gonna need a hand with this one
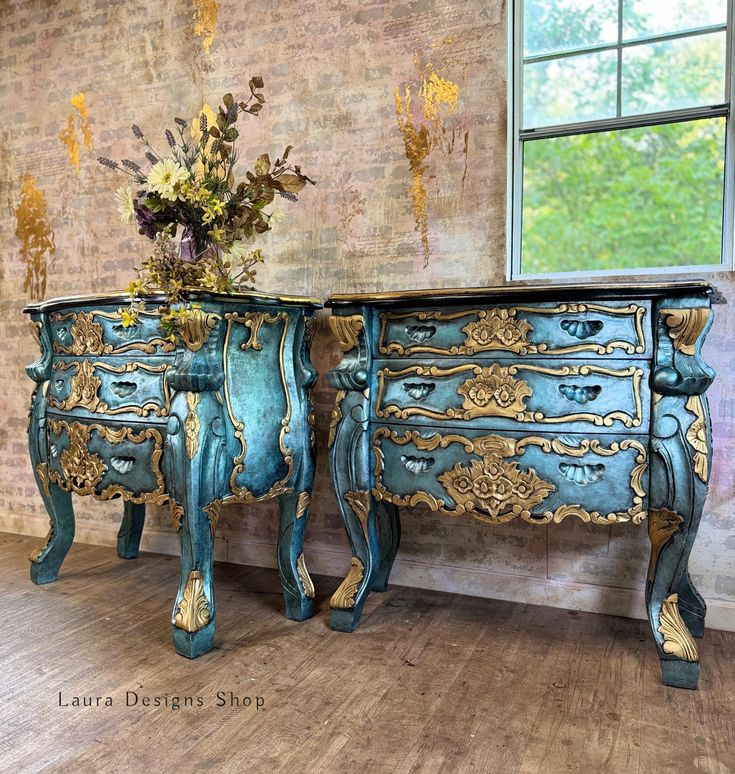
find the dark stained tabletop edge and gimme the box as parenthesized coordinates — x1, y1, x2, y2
(326, 280, 722, 308)
(23, 287, 322, 314)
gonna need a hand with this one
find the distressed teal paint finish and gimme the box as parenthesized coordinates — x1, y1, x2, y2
(24, 290, 320, 658)
(326, 282, 718, 689)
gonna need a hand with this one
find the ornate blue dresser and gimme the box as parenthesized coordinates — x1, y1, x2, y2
(325, 281, 718, 689)
(24, 289, 320, 658)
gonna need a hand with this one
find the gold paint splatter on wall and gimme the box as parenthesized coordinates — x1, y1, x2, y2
(13, 173, 56, 300)
(421, 69, 459, 125)
(59, 92, 93, 172)
(395, 84, 432, 267)
(193, 0, 220, 57)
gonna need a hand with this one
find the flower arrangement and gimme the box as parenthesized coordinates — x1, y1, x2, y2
(97, 76, 314, 336)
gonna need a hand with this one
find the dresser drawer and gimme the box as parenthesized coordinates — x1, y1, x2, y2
(374, 359, 649, 432)
(371, 425, 648, 525)
(47, 359, 171, 420)
(50, 308, 175, 357)
(46, 416, 168, 504)
(376, 301, 650, 359)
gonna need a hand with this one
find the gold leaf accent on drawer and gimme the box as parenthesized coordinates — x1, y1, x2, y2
(457, 363, 532, 419)
(461, 308, 533, 354)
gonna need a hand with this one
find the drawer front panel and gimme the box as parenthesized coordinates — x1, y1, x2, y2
(377, 302, 650, 358)
(46, 417, 167, 504)
(47, 359, 170, 420)
(374, 359, 649, 431)
(50, 309, 175, 357)
(372, 426, 648, 525)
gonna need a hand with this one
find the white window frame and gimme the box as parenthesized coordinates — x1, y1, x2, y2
(507, 0, 735, 281)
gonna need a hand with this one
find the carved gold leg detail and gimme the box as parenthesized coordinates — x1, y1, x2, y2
(330, 557, 364, 609)
(297, 553, 315, 599)
(174, 570, 211, 633)
(658, 594, 698, 662)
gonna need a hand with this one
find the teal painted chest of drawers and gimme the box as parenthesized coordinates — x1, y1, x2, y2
(24, 289, 320, 658)
(325, 281, 718, 689)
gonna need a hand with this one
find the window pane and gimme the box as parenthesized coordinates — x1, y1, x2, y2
(523, 50, 617, 128)
(622, 31, 727, 114)
(623, 0, 727, 40)
(520, 119, 725, 274)
(524, 0, 618, 57)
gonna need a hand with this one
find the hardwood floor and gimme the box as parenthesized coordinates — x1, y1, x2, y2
(0, 531, 733, 774)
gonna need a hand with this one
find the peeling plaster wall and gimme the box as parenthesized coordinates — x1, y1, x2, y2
(1, 0, 734, 628)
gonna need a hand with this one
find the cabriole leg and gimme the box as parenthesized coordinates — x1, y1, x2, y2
(277, 491, 315, 621)
(117, 502, 146, 559)
(29, 470, 75, 585)
(371, 502, 400, 592)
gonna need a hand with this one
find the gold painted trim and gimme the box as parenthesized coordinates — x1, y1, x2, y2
(203, 499, 222, 538)
(344, 490, 370, 539)
(297, 553, 315, 599)
(376, 363, 644, 428)
(659, 308, 711, 355)
(647, 508, 683, 581)
(295, 491, 311, 519)
(233, 311, 283, 351)
(29, 522, 54, 562)
(50, 310, 175, 355)
(34, 461, 51, 497)
(29, 321, 43, 350)
(378, 303, 647, 357)
(329, 557, 364, 609)
(175, 570, 211, 632)
(329, 314, 364, 352)
(169, 500, 184, 532)
(48, 360, 171, 417)
(658, 593, 698, 661)
(179, 309, 220, 352)
(223, 311, 293, 503)
(685, 395, 709, 482)
(46, 418, 168, 505)
(372, 428, 647, 525)
(328, 389, 346, 449)
(185, 392, 201, 459)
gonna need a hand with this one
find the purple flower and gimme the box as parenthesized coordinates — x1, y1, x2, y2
(134, 200, 161, 240)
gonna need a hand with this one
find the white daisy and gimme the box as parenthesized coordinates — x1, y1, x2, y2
(146, 158, 190, 201)
(114, 186, 135, 224)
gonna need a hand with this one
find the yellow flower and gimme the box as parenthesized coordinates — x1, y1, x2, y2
(207, 225, 225, 242)
(114, 186, 135, 224)
(119, 308, 139, 328)
(127, 279, 144, 298)
(202, 199, 224, 223)
(146, 158, 190, 201)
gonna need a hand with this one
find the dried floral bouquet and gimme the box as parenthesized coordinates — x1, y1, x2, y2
(98, 76, 314, 336)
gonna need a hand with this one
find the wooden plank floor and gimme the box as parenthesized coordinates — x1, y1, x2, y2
(0, 532, 733, 774)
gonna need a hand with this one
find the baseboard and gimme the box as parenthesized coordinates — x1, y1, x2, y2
(6, 513, 735, 632)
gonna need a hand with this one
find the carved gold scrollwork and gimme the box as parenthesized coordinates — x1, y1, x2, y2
(328, 389, 346, 449)
(372, 428, 648, 525)
(55, 359, 107, 413)
(295, 491, 311, 519)
(29, 321, 43, 350)
(169, 500, 184, 532)
(685, 395, 709, 483)
(235, 311, 282, 351)
(461, 308, 533, 354)
(658, 594, 698, 661)
(647, 508, 683, 581)
(329, 314, 364, 352)
(344, 490, 370, 538)
(185, 392, 201, 459)
(34, 461, 51, 497)
(179, 309, 220, 352)
(329, 557, 364, 609)
(457, 363, 532, 420)
(174, 570, 211, 632)
(46, 419, 168, 504)
(55, 311, 112, 355)
(297, 553, 315, 599)
(203, 499, 222, 538)
(29, 523, 54, 562)
(659, 308, 711, 355)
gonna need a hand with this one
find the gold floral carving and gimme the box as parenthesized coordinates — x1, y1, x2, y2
(329, 557, 364, 609)
(462, 308, 533, 354)
(685, 395, 709, 482)
(378, 303, 646, 356)
(203, 499, 222, 538)
(658, 593, 698, 661)
(57, 359, 107, 413)
(169, 500, 184, 532)
(179, 309, 219, 352)
(328, 389, 346, 449)
(647, 508, 683, 580)
(438, 458, 555, 525)
(297, 553, 315, 599)
(295, 491, 311, 519)
(328, 314, 364, 352)
(185, 392, 201, 459)
(235, 311, 282, 351)
(174, 570, 211, 632)
(457, 363, 532, 420)
(46, 419, 168, 505)
(659, 308, 711, 355)
(372, 428, 648, 525)
(345, 490, 370, 538)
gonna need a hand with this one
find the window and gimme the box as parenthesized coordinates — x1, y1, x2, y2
(508, 0, 734, 278)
